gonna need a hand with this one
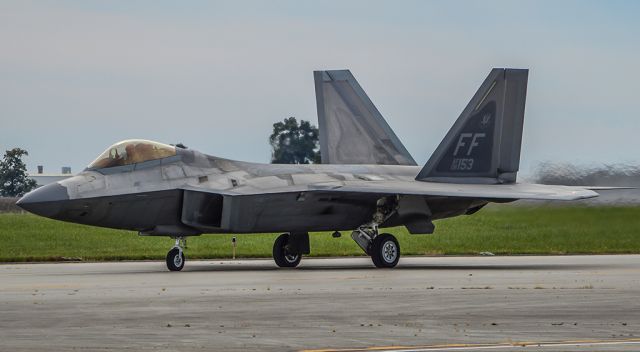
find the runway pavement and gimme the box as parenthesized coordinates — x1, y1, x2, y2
(0, 255, 638, 351)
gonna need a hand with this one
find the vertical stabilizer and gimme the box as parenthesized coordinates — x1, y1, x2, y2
(314, 70, 417, 165)
(416, 68, 528, 184)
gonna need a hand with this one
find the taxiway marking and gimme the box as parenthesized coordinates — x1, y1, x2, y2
(301, 338, 640, 352)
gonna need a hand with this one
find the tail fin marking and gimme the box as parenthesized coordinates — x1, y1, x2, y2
(416, 68, 528, 184)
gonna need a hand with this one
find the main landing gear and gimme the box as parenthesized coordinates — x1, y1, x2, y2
(351, 197, 401, 268)
(271, 197, 402, 269)
(272, 232, 309, 268)
(166, 237, 186, 271)
(352, 227, 401, 268)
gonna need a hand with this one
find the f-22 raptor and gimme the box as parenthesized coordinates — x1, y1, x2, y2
(18, 68, 604, 271)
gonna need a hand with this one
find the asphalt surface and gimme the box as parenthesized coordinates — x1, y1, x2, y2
(1, 255, 639, 352)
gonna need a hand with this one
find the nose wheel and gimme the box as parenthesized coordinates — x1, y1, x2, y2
(166, 237, 186, 271)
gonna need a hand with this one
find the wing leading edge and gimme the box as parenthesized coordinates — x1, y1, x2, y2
(308, 180, 599, 201)
(183, 180, 599, 201)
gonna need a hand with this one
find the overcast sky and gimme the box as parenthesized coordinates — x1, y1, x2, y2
(1, 0, 639, 176)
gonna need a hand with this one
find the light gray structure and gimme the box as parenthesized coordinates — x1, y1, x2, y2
(29, 166, 73, 187)
(17, 68, 608, 271)
(29, 174, 72, 187)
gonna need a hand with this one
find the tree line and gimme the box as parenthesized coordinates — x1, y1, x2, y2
(0, 148, 37, 197)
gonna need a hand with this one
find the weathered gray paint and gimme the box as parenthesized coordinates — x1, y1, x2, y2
(17, 68, 601, 237)
(314, 70, 417, 166)
(16, 146, 598, 236)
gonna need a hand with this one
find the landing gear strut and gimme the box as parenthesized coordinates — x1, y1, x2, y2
(351, 197, 401, 268)
(166, 237, 186, 271)
(352, 226, 401, 268)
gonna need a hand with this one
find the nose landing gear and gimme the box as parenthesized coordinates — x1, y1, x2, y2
(166, 237, 186, 271)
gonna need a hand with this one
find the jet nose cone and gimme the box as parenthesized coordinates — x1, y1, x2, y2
(16, 183, 69, 218)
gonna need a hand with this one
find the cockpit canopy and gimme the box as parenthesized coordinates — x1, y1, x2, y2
(88, 140, 177, 169)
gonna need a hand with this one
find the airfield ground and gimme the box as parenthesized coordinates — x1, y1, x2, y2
(1, 205, 640, 262)
(1, 256, 639, 351)
(1, 205, 639, 351)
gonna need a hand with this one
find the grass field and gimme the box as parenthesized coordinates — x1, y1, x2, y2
(1, 205, 639, 262)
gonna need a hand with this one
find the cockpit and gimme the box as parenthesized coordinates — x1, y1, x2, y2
(88, 140, 177, 169)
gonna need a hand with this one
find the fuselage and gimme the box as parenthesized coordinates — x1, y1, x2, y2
(17, 142, 486, 236)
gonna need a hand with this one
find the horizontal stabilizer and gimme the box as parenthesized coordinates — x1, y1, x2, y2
(314, 70, 416, 166)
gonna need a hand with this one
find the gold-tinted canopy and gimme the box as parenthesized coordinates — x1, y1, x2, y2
(88, 140, 176, 169)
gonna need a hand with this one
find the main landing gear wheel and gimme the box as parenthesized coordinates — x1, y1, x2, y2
(370, 233, 400, 268)
(166, 237, 186, 271)
(273, 233, 301, 268)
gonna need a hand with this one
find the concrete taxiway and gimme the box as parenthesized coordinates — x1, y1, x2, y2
(0, 255, 638, 351)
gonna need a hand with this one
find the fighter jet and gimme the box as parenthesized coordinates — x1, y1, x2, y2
(18, 68, 605, 271)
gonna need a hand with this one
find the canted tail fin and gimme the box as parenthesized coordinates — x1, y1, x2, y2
(416, 68, 528, 184)
(314, 70, 416, 166)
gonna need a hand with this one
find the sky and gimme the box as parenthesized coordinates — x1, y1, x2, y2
(1, 0, 639, 177)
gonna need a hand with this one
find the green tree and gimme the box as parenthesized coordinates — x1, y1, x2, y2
(270, 117, 321, 164)
(0, 148, 38, 197)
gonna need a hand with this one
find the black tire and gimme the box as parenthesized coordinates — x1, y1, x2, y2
(166, 247, 185, 271)
(273, 233, 301, 268)
(370, 233, 400, 268)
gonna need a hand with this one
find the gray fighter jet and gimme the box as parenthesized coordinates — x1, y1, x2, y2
(18, 68, 604, 271)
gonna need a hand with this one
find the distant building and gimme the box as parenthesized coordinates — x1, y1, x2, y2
(28, 165, 73, 187)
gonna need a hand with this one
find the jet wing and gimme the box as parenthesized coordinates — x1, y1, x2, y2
(183, 180, 599, 201)
(306, 180, 599, 201)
